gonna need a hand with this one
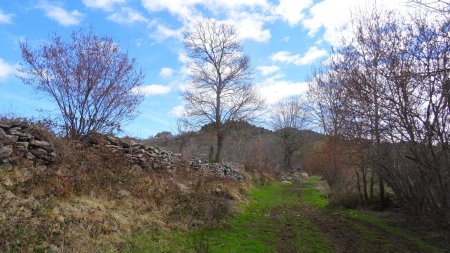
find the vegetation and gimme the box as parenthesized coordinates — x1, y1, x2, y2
(1, 2, 449, 252)
(182, 19, 264, 162)
(125, 177, 448, 252)
(19, 27, 144, 139)
(307, 6, 449, 225)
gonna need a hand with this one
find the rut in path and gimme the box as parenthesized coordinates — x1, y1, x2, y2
(269, 183, 425, 253)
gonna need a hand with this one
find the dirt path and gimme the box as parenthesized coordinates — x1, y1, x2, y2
(269, 182, 439, 253)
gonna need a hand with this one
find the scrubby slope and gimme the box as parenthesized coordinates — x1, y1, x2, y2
(0, 119, 250, 252)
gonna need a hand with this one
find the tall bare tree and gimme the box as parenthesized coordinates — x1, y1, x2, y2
(182, 19, 263, 162)
(271, 97, 308, 170)
(19, 27, 144, 138)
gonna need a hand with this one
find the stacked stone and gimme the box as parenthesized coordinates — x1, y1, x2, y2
(278, 171, 308, 182)
(0, 123, 56, 170)
(83, 133, 183, 171)
(189, 159, 245, 181)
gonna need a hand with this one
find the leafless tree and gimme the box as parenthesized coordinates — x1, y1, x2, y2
(309, 7, 450, 224)
(182, 19, 264, 162)
(19, 27, 144, 139)
(271, 97, 309, 170)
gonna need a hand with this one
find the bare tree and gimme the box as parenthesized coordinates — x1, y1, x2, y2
(309, 7, 450, 224)
(19, 27, 144, 139)
(182, 19, 264, 162)
(271, 97, 309, 170)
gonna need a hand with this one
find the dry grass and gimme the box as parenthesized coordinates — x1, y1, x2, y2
(0, 134, 250, 252)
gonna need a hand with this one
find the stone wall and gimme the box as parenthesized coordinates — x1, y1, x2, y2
(0, 123, 245, 181)
(83, 133, 246, 181)
(0, 122, 56, 170)
(83, 132, 183, 171)
(189, 159, 245, 181)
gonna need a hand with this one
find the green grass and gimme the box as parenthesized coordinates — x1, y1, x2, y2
(125, 177, 446, 253)
(300, 177, 446, 253)
(125, 182, 333, 253)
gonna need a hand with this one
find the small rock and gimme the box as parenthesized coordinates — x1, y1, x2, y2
(30, 140, 51, 150)
(0, 161, 12, 171)
(4, 135, 19, 144)
(0, 145, 13, 159)
(15, 141, 29, 150)
(118, 189, 131, 198)
(30, 148, 48, 157)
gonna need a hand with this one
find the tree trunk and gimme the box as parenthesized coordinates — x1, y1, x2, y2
(355, 168, 364, 205)
(370, 170, 374, 201)
(379, 173, 385, 206)
(215, 131, 224, 162)
(362, 167, 369, 203)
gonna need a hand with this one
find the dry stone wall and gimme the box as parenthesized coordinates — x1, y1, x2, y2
(189, 159, 245, 181)
(0, 122, 56, 170)
(83, 133, 183, 171)
(0, 124, 245, 181)
(84, 133, 246, 181)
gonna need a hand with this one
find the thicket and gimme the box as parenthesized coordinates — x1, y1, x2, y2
(307, 7, 449, 227)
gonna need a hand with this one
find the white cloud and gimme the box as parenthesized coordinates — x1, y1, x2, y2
(0, 9, 13, 24)
(271, 46, 327, 65)
(142, 0, 274, 43)
(133, 84, 172, 95)
(257, 65, 279, 76)
(257, 77, 308, 105)
(159, 67, 174, 79)
(275, 0, 312, 26)
(152, 23, 184, 41)
(170, 104, 186, 117)
(37, 3, 83, 26)
(0, 59, 18, 81)
(281, 36, 290, 43)
(226, 11, 272, 42)
(204, 0, 270, 13)
(108, 7, 148, 24)
(82, 0, 125, 11)
(141, 0, 201, 21)
(302, 0, 415, 45)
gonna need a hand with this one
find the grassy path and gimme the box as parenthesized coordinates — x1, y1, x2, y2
(125, 178, 448, 253)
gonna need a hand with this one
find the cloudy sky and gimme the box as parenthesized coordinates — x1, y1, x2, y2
(0, 0, 422, 137)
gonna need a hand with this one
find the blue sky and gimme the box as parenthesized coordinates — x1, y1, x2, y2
(0, 0, 419, 138)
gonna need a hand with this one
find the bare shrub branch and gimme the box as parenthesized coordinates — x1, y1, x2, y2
(19, 27, 144, 139)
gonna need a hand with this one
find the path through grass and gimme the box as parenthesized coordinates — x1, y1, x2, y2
(125, 178, 448, 252)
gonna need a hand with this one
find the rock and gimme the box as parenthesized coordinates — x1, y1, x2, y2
(118, 189, 131, 198)
(17, 133, 34, 141)
(188, 159, 245, 181)
(4, 135, 19, 144)
(0, 127, 6, 138)
(26, 152, 35, 160)
(0, 161, 12, 170)
(15, 141, 29, 150)
(0, 145, 13, 159)
(30, 148, 48, 157)
(0, 123, 10, 129)
(30, 140, 51, 150)
(7, 127, 22, 134)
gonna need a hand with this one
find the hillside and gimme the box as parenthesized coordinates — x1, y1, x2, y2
(0, 119, 255, 252)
